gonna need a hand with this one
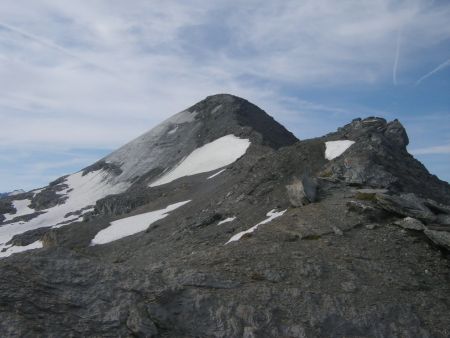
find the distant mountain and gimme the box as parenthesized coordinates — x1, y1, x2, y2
(0, 189, 25, 198)
(0, 94, 449, 337)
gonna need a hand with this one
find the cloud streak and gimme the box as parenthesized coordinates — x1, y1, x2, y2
(393, 30, 401, 85)
(0, 21, 114, 75)
(416, 58, 450, 85)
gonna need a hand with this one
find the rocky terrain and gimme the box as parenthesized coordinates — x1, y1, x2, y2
(0, 94, 449, 337)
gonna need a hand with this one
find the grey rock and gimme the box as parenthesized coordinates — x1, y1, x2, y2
(0, 199, 15, 217)
(384, 119, 409, 148)
(436, 214, 450, 225)
(375, 193, 436, 222)
(332, 225, 344, 236)
(356, 188, 389, 195)
(321, 118, 450, 204)
(394, 217, 425, 231)
(424, 229, 450, 250)
(7, 227, 51, 246)
(82, 159, 123, 177)
(126, 306, 158, 337)
(424, 199, 450, 215)
(365, 223, 379, 230)
(286, 176, 317, 207)
(346, 200, 387, 220)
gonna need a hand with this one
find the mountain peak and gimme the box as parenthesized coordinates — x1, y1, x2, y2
(187, 93, 298, 148)
(96, 94, 298, 184)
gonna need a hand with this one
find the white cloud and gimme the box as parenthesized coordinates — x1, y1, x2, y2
(411, 145, 450, 155)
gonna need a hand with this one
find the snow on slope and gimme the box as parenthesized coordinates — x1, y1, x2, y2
(226, 209, 286, 244)
(150, 135, 250, 187)
(0, 240, 43, 258)
(218, 217, 236, 225)
(325, 140, 355, 160)
(207, 169, 226, 180)
(0, 169, 129, 257)
(3, 199, 35, 222)
(91, 200, 191, 245)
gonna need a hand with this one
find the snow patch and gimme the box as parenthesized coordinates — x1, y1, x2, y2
(0, 170, 129, 256)
(32, 188, 44, 195)
(325, 140, 355, 160)
(211, 104, 222, 114)
(91, 200, 191, 245)
(150, 135, 250, 187)
(207, 169, 226, 180)
(168, 126, 178, 134)
(3, 199, 35, 222)
(0, 240, 43, 258)
(225, 209, 287, 244)
(218, 217, 236, 225)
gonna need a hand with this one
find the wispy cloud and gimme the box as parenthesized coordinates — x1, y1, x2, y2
(0, 21, 115, 75)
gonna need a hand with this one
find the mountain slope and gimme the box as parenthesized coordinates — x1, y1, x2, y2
(0, 94, 449, 337)
(0, 94, 297, 256)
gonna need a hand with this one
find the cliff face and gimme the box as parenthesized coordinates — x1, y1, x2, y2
(0, 95, 449, 337)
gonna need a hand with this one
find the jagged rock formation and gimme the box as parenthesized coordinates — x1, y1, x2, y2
(0, 94, 449, 337)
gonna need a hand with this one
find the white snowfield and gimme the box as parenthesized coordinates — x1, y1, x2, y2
(218, 216, 236, 225)
(325, 140, 355, 160)
(0, 169, 129, 257)
(91, 200, 191, 245)
(150, 135, 250, 187)
(226, 209, 287, 244)
(3, 199, 35, 222)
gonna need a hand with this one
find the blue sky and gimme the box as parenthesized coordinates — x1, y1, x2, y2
(0, 0, 449, 191)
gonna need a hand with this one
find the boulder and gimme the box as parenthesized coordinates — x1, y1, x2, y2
(424, 229, 450, 251)
(375, 193, 436, 222)
(436, 214, 450, 226)
(384, 119, 409, 148)
(286, 176, 317, 207)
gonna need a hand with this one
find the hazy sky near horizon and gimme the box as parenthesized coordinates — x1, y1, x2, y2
(0, 0, 449, 191)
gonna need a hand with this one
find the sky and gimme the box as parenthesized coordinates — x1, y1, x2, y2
(0, 0, 449, 191)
